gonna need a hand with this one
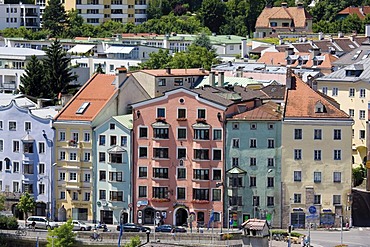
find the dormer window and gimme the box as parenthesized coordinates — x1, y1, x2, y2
(345, 69, 363, 77)
(76, 102, 90, 114)
(315, 101, 326, 113)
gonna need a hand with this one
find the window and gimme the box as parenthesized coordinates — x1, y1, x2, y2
(177, 108, 186, 118)
(13, 182, 19, 193)
(360, 88, 366, 98)
(99, 135, 106, 145)
(23, 164, 34, 174)
(250, 123, 257, 130)
(232, 123, 239, 130)
(38, 142, 45, 154)
(138, 167, 147, 178)
(250, 176, 256, 187)
(334, 129, 341, 140)
(69, 152, 77, 161)
(72, 192, 78, 201)
(212, 189, 221, 201)
(39, 163, 45, 174)
(139, 127, 148, 138)
(194, 129, 209, 140)
(0, 140, 3, 152)
(267, 196, 274, 206)
(333, 172, 341, 183)
(213, 129, 222, 140)
(139, 147, 148, 158)
(232, 157, 239, 167)
(0, 121, 2, 130)
(156, 108, 165, 118)
(59, 131, 66, 141)
(110, 171, 125, 181)
(39, 184, 45, 194)
(13, 162, 19, 173)
(99, 190, 106, 200)
(314, 172, 321, 183)
(60, 191, 66, 200)
(9, 121, 16, 131)
(333, 195, 341, 205)
(213, 149, 222, 160)
(332, 87, 338, 96)
(229, 176, 243, 187)
(99, 171, 106, 181)
(153, 187, 168, 199)
(349, 109, 354, 117)
(314, 150, 322, 161)
(294, 194, 301, 203)
(177, 128, 187, 139)
(153, 148, 169, 159)
(294, 149, 302, 160)
(138, 186, 147, 197)
(322, 87, 327, 95)
(84, 173, 91, 182)
(197, 109, 206, 119)
(99, 152, 105, 162)
(250, 157, 257, 166)
(334, 150, 341, 160)
(360, 130, 366, 139)
(213, 169, 221, 180)
(177, 187, 186, 200)
(267, 158, 274, 167)
(267, 177, 274, 187)
(59, 172, 65, 181)
(193, 188, 209, 200)
(110, 135, 117, 146)
(23, 142, 33, 153)
(84, 192, 90, 201)
(314, 195, 321, 204)
(267, 139, 274, 148)
(84, 152, 91, 161)
(294, 171, 302, 182)
(13, 140, 19, 152)
(177, 168, 186, 179)
(158, 78, 166, 86)
(314, 129, 322, 140)
(25, 122, 31, 131)
(152, 127, 169, 139)
(360, 110, 366, 119)
(72, 132, 79, 142)
(110, 123, 115, 130)
(194, 149, 209, 160)
(121, 136, 127, 146)
(177, 148, 186, 159)
(232, 139, 239, 148)
(250, 139, 257, 148)
(294, 129, 302, 139)
(110, 191, 123, 201)
(193, 169, 209, 180)
(5, 159, 10, 170)
(153, 168, 169, 179)
(84, 132, 90, 142)
(253, 196, 260, 206)
(69, 172, 77, 181)
(349, 88, 355, 97)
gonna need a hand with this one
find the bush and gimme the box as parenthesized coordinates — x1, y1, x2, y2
(0, 216, 18, 230)
(222, 233, 233, 240)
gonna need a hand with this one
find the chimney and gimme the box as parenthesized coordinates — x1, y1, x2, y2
(297, 2, 303, 8)
(115, 66, 127, 88)
(209, 71, 216, 87)
(318, 32, 323, 40)
(241, 38, 247, 58)
(285, 47, 294, 57)
(218, 71, 224, 87)
(228, 61, 233, 67)
(281, 2, 288, 8)
(338, 31, 343, 38)
(286, 67, 294, 89)
(166, 67, 171, 74)
(37, 99, 42, 109)
(311, 47, 320, 58)
(350, 34, 355, 42)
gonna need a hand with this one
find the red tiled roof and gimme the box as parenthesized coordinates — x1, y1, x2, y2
(284, 74, 350, 119)
(256, 6, 312, 28)
(338, 6, 370, 20)
(54, 74, 117, 121)
(241, 219, 267, 230)
(230, 101, 283, 121)
(258, 51, 287, 65)
(142, 68, 209, 77)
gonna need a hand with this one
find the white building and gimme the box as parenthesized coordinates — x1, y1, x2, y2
(0, 3, 40, 29)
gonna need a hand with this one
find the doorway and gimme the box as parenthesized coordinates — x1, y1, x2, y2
(121, 212, 128, 224)
(143, 207, 155, 224)
(100, 210, 113, 224)
(175, 208, 188, 226)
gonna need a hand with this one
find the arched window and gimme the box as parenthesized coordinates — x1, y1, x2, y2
(4, 158, 10, 171)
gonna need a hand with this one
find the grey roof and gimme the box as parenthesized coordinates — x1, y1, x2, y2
(21, 134, 34, 142)
(333, 43, 370, 66)
(30, 107, 59, 119)
(197, 76, 272, 88)
(226, 166, 247, 174)
(0, 94, 36, 108)
(317, 58, 370, 82)
(108, 145, 126, 153)
(212, 62, 287, 74)
(0, 47, 45, 56)
(260, 85, 286, 100)
(113, 114, 133, 129)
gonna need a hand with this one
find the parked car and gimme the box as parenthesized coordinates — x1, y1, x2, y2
(72, 220, 91, 231)
(155, 224, 187, 233)
(116, 223, 151, 232)
(26, 216, 59, 230)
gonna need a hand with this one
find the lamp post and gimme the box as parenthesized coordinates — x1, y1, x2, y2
(39, 175, 51, 219)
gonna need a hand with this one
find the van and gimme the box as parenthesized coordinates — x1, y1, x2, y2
(26, 216, 59, 230)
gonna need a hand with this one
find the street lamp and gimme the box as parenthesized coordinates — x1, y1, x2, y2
(39, 175, 51, 219)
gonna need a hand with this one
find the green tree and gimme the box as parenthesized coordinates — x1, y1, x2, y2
(194, 33, 212, 50)
(19, 55, 47, 98)
(139, 49, 172, 69)
(47, 219, 76, 247)
(353, 165, 366, 187)
(17, 193, 35, 223)
(43, 0, 67, 37)
(124, 236, 141, 247)
(43, 40, 77, 99)
(0, 195, 5, 211)
(63, 9, 84, 38)
(198, 0, 226, 33)
(96, 63, 105, 74)
(341, 14, 363, 33)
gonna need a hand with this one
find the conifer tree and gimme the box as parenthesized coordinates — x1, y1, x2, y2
(19, 55, 48, 98)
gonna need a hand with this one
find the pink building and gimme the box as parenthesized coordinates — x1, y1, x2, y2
(131, 88, 226, 227)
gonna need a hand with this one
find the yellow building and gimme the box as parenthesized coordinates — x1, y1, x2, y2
(53, 73, 119, 221)
(282, 73, 353, 228)
(316, 61, 369, 166)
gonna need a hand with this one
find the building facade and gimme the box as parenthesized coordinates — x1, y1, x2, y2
(0, 3, 40, 29)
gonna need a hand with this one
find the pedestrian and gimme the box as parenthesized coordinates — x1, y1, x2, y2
(171, 227, 176, 240)
(301, 235, 305, 247)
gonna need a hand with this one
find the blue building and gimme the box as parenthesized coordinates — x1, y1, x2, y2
(225, 101, 283, 228)
(0, 95, 57, 219)
(93, 114, 132, 224)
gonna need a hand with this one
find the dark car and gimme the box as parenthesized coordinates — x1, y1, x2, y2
(155, 224, 187, 233)
(116, 223, 151, 232)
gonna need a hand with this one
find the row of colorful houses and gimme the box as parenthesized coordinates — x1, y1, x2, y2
(0, 67, 353, 229)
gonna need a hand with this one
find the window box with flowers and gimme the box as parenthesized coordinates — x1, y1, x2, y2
(176, 118, 187, 121)
(69, 140, 77, 146)
(196, 118, 206, 123)
(191, 199, 209, 204)
(151, 198, 170, 202)
(156, 117, 166, 122)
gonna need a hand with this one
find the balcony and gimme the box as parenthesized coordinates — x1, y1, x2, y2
(68, 140, 78, 147)
(0, 81, 16, 90)
(191, 200, 209, 204)
(151, 198, 170, 203)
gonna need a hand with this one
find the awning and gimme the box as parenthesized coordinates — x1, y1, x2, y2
(21, 134, 34, 142)
(105, 46, 135, 54)
(67, 44, 95, 54)
(192, 122, 210, 129)
(152, 121, 170, 128)
(108, 145, 126, 153)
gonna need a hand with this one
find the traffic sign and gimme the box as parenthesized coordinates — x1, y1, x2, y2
(309, 206, 317, 214)
(306, 214, 318, 219)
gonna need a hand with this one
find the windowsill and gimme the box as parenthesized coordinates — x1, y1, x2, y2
(153, 177, 169, 180)
(152, 158, 169, 160)
(192, 159, 210, 162)
(192, 179, 210, 182)
(193, 139, 210, 141)
(139, 157, 148, 159)
(152, 138, 170, 140)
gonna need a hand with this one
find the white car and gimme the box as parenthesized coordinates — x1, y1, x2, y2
(72, 220, 91, 231)
(26, 216, 59, 230)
